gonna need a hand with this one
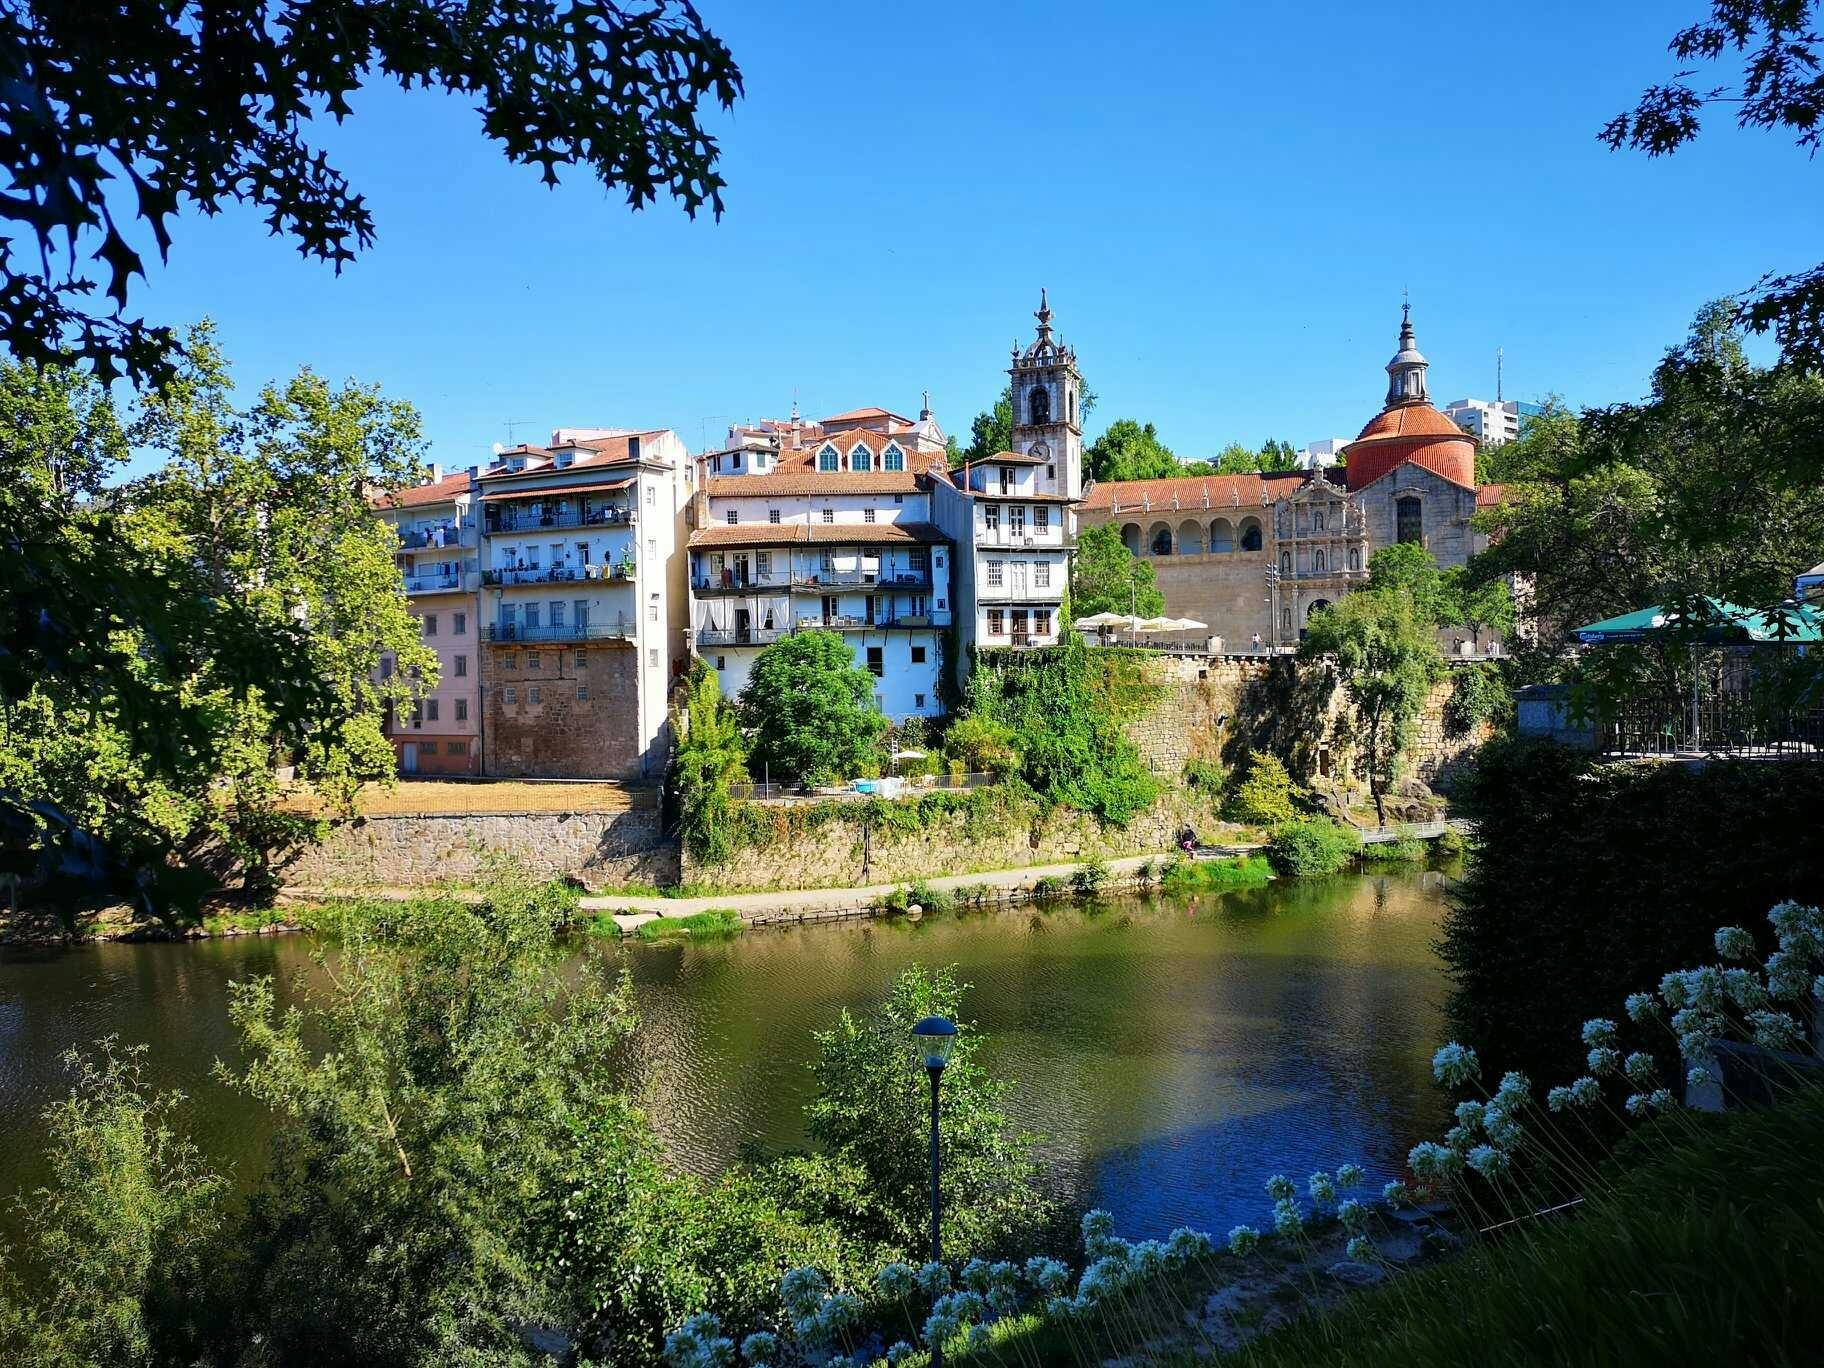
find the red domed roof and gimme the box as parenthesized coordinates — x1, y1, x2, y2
(1352, 402, 1472, 443)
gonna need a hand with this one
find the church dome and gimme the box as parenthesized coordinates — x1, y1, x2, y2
(1342, 306, 1477, 490)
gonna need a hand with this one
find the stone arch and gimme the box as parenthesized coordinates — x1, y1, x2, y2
(1028, 383, 1051, 426)
(1120, 522, 1142, 555)
(1307, 598, 1331, 619)
(1208, 517, 1235, 553)
(1239, 517, 1263, 551)
(1177, 519, 1204, 555)
(1148, 521, 1174, 556)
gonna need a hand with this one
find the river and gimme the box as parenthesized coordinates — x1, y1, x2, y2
(0, 867, 1453, 1240)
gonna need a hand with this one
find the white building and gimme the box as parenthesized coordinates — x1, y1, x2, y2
(931, 291, 1082, 664)
(1442, 397, 1542, 448)
(688, 414, 953, 720)
(1295, 437, 1351, 469)
(475, 429, 691, 778)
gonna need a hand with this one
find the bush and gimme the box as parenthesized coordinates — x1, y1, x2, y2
(942, 714, 1020, 776)
(633, 907, 743, 942)
(1225, 752, 1303, 826)
(1030, 875, 1066, 900)
(1360, 836, 1426, 863)
(1444, 661, 1513, 738)
(1181, 756, 1226, 796)
(1432, 826, 1467, 859)
(1071, 855, 1112, 895)
(1444, 739, 1824, 1085)
(1158, 854, 1273, 894)
(1265, 820, 1360, 877)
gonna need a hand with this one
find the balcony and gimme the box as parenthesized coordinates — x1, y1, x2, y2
(483, 563, 635, 587)
(696, 615, 949, 648)
(483, 505, 634, 534)
(404, 572, 463, 594)
(697, 627, 790, 648)
(974, 527, 1071, 550)
(693, 568, 934, 595)
(485, 621, 637, 643)
(693, 574, 794, 596)
(396, 523, 460, 550)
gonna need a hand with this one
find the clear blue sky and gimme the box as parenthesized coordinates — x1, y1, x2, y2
(125, 0, 1819, 475)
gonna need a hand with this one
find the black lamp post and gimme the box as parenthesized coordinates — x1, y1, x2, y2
(912, 1014, 957, 1366)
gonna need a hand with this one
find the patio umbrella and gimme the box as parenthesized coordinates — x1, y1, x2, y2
(1073, 611, 1133, 630)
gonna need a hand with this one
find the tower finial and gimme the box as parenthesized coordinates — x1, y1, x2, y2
(1385, 301, 1429, 407)
(1035, 287, 1053, 344)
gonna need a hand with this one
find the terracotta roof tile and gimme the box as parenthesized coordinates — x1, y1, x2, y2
(369, 471, 471, 510)
(1353, 402, 1475, 443)
(708, 470, 923, 497)
(823, 406, 911, 424)
(1080, 471, 1305, 513)
(1476, 483, 1508, 507)
(1348, 447, 1479, 492)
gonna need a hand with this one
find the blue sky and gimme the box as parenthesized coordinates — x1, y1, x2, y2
(124, 0, 1820, 475)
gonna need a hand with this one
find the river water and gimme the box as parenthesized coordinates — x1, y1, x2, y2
(0, 868, 1453, 1240)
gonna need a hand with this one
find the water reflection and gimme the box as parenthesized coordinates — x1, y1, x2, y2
(0, 868, 1452, 1241)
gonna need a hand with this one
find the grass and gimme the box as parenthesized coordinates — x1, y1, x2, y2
(1359, 837, 1428, 864)
(1158, 854, 1274, 895)
(631, 907, 744, 942)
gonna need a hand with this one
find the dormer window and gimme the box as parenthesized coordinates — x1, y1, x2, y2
(850, 444, 872, 472)
(818, 444, 839, 472)
(882, 443, 904, 472)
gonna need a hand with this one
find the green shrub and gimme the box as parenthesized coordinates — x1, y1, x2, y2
(1181, 756, 1226, 796)
(1360, 836, 1426, 863)
(1030, 876, 1066, 900)
(1445, 739, 1824, 1085)
(942, 714, 1021, 776)
(905, 878, 956, 916)
(1265, 820, 1360, 877)
(1432, 826, 1467, 858)
(1070, 855, 1112, 895)
(1158, 854, 1273, 894)
(1224, 752, 1303, 826)
(1444, 660, 1514, 738)
(633, 907, 743, 942)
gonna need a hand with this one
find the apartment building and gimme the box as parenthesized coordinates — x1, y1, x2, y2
(475, 429, 691, 778)
(688, 415, 952, 719)
(931, 291, 1082, 664)
(370, 469, 483, 774)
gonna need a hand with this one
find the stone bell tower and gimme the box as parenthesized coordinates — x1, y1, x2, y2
(1008, 288, 1083, 499)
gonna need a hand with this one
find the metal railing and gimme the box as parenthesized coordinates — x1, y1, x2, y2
(396, 523, 460, 549)
(697, 627, 789, 647)
(696, 616, 950, 647)
(692, 569, 935, 594)
(485, 621, 636, 643)
(1599, 698, 1824, 759)
(482, 563, 635, 586)
(728, 772, 998, 801)
(404, 573, 463, 593)
(483, 505, 635, 534)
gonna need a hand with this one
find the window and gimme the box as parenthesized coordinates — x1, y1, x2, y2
(574, 600, 587, 628)
(410, 702, 422, 728)
(648, 647, 659, 667)
(1047, 464, 1056, 481)
(1241, 520, 1263, 551)
(505, 652, 519, 670)
(504, 686, 518, 704)
(866, 646, 883, 677)
(756, 551, 771, 574)
(850, 444, 871, 472)
(576, 683, 589, 701)
(455, 699, 468, 721)
(549, 600, 566, 627)
(1010, 505, 1026, 536)
(821, 551, 834, 573)
(453, 611, 467, 634)
(454, 654, 468, 677)
(1028, 383, 1050, 425)
(647, 537, 656, 558)
(822, 508, 834, 524)
(529, 686, 541, 704)
(426, 699, 439, 722)
(1396, 495, 1423, 544)
(448, 739, 468, 756)
(818, 444, 839, 471)
(1033, 610, 1050, 636)
(986, 560, 1004, 588)
(421, 741, 438, 755)
(863, 508, 876, 523)
(883, 444, 904, 471)
(528, 651, 541, 670)
(987, 609, 1005, 636)
(911, 645, 926, 664)
(524, 603, 540, 630)
(894, 493, 903, 504)
(575, 649, 587, 667)
(1034, 507, 1049, 532)
(423, 613, 438, 636)
(769, 508, 781, 524)
(915, 692, 926, 708)
(726, 509, 738, 524)
(576, 541, 589, 564)
(984, 504, 1000, 532)
(646, 485, 655, 506)
(648, 601, 658, 623)
(1035, 561, 1051, 589)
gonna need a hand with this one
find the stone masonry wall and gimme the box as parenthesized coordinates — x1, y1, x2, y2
(482, 640, 642, 779)
(281, 800, 675, 889)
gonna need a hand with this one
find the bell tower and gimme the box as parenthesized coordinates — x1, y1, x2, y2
(1008, 288, 1083, 499)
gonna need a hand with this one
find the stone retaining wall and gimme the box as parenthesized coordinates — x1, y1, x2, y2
(281, 800, 675, 890)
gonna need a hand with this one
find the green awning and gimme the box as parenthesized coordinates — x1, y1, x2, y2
(1575, 597, 1824, 645)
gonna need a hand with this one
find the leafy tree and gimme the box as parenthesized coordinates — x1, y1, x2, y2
(1258, 437, 1301, 470)
(1070, 523, 1165, 618)
(738, 631, 887, 784)
(0, 0, 743, 384)
(1224, 752, 1303, 826)
(0, 1043, 226, 1368)
(1604, 2, 1824, 366)
(1084, 418, 1179, 482)
(671, 661, 750, 864)
(1212, 442, 1262, 474)
(940, 714, 1021, 776)
(1367, 543, 1451, 625)
(791, 965, 1047, 1260)
(1302, 589, 1445, 825)
(1441, 566, 1516, 650)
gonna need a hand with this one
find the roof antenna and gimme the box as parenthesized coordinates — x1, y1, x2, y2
(1497, 346, 1505, 403)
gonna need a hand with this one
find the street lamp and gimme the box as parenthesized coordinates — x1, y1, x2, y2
(911, 1014, 957, 1363)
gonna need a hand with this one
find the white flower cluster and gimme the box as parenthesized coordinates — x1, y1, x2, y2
(1432, 1042, 1480, 1088)
(663, 1313, 735, 1368)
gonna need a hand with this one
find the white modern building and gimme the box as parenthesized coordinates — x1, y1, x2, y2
(1295, 437, 1351, 469)
(688, 414, 953, 720)
(474, 429, 692, 778)
(931, 291, 1082, 664)
(1442, 397, 1543, 448)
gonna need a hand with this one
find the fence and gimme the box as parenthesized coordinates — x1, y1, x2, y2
(727, 772, 998, 802)
(1599, 697, 1824, 759)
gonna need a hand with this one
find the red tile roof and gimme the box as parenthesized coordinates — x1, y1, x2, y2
(369, 471, 470, 510)
(689, 521, 947, 549)
(823, 406, 911, 424)
(1353, 402, 1474, 443)
(1348, 446, 1479, 492)
(1080, 471, 1305, 513)
(1476, 483, 1508, 507)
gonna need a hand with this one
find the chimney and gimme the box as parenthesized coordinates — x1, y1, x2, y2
(467, 465, 479, 480)
(628, 435, 641, 461)
(429, 462, 443, 482)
